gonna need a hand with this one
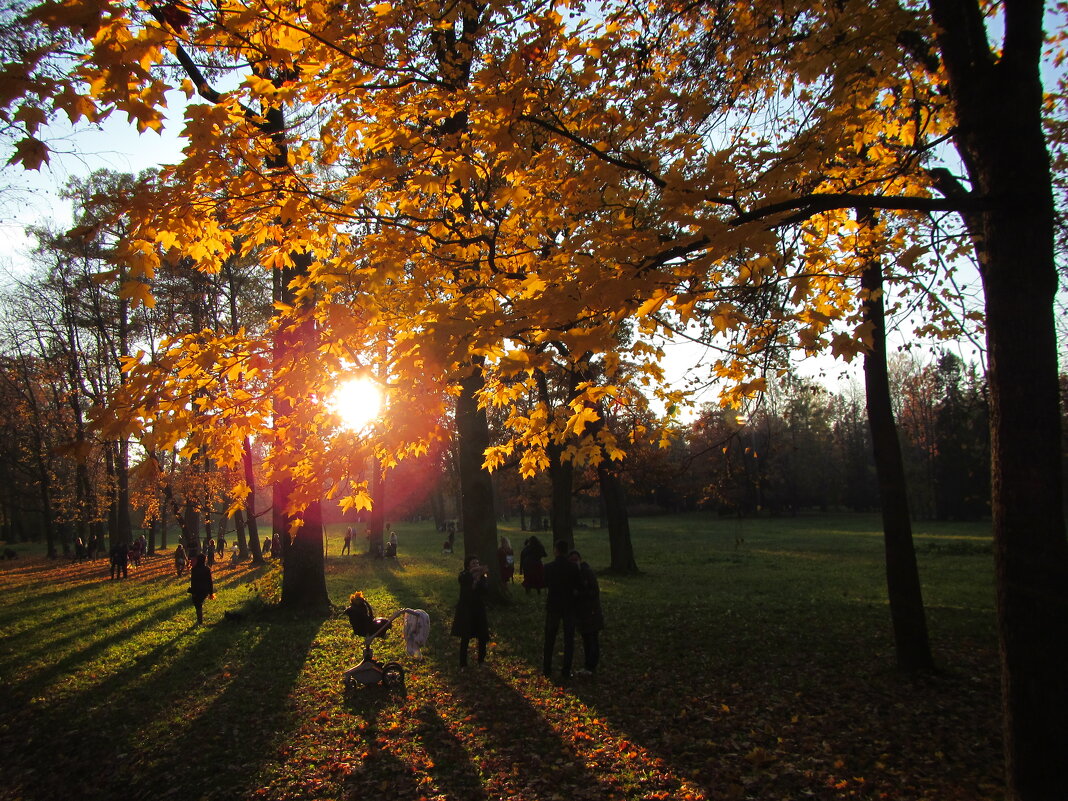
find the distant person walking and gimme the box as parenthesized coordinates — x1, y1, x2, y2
(174, 543, 188, 576)
(542, 539, 580, 679)
(570, 549, 604, 675)
(188, 553, 215, 625)
(342, 526, 352, 556)
(451, 555, 490, 667)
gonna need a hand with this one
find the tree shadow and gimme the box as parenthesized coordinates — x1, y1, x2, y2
(2, 594, 195, 706)
(366, 569, 615, 799)
(0, 563, 269, 672)
(556, 589, 1001, 801)
(1, 604, 326, 801)
(339, 683, 435, 799)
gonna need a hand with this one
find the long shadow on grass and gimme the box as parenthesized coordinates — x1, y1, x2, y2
(558, 584, 1001, 801)
(365, 570, 614, 799)
(340, 686, 447, 800)
(334, 592, 490, 801)
(0, 564, 268, 672)
(443, 666, 615, 798)
(0, 604, 325, 801)
(1, 594, 195, 708)
(0, 565, 120, 628)
(118, 608, 328, 801)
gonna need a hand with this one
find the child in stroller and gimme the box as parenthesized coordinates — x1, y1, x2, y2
(343, 592, 429, 690)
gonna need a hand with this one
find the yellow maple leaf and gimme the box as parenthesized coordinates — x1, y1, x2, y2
(565, 406, 600, 437)
(119, 280, 157, 309)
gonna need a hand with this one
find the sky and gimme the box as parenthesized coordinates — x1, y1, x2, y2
(0, 93, 189, 281)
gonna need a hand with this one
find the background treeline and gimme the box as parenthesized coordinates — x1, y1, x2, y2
(652, 358, 992, 519)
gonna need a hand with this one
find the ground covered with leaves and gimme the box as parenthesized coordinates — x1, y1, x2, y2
(0, 514, 1001, 800)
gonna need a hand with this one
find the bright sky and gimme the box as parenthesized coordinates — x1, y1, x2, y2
(0, 91, 189, 281)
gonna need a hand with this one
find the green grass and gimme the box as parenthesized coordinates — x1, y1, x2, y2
(0, 513, 1001, 800)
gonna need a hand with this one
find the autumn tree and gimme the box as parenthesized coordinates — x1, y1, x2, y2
(519, 0, 1066, 793)
(5, 0, 1066, 792)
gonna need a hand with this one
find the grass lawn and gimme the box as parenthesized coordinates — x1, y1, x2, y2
(0, 513, 1001, 800)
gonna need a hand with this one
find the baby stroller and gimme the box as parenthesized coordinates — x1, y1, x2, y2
(343, 593, 426, 691)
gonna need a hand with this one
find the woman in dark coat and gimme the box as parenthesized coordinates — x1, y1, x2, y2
(570, 550, 604, 675)
(520, 536, 547, 594)
(451, 555, 489, 667)
(189, 553, 215, 625)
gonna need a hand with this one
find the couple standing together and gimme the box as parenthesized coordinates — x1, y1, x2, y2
(451, 539, 603, 677)
(543, 540, 602, 679)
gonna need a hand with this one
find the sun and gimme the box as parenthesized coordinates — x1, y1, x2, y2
(329, 377, 383, 431)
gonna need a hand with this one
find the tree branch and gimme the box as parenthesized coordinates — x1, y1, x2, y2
(520, 113, 668, 189)
(729, 192, 987, 227)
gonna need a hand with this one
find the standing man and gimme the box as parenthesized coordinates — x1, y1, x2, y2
(189, 553, 215, 626)
(342, 526, 352, 556)
(543, 539, 581, 680)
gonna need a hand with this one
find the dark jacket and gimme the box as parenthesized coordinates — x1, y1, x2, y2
(543, 555, 581, 614)
(451, 569, 489, 640)
(575, 561, 604, 633)
(189, 562, 214, 602)
(520, 538, 547, 589)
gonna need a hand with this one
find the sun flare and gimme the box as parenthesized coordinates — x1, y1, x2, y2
(330, 377, 383, 431)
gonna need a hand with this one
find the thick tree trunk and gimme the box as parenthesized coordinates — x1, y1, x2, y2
(272, 405, 330, 610)
(280, 499, 330, 610)
(981, 159, 1068, 801)
(455, 361, 502, 595)
(272, 241, 329, 609)
(598, 461, 637, 573)
(547, 443, 575, 549)
(860, 246, 934, 671)
(929, 0, 1068, 795)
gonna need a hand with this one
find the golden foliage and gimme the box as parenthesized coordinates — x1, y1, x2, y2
(3, 0, 994, 507)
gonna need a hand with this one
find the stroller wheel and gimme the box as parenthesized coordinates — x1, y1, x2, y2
(382, 662, 405, 690)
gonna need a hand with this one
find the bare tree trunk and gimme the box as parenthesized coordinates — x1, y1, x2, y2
(547, 443, 574, 550)
(242, 437, 262, 563)
(598, 461, 637, 573)
(233, 509, 247, 556)
(928, 0, 1068, 793)
(859, 236, 934, 671)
